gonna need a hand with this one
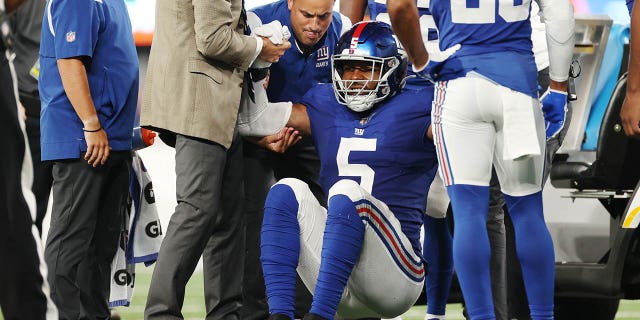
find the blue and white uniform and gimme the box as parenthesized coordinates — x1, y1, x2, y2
(39, 0, 139, 161)
(261, 84, 438, 319)
(367, 0, 436, 90)
(427, 1, 571, 319)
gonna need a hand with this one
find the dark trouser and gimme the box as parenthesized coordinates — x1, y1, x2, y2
(241, 139, 321, 319)
(487, 171, 508, 320)
(20, 92, 53, 234)
(0, 46, 56, 320)
(45, 152, 131, 320)
(145, 133, 244, 320)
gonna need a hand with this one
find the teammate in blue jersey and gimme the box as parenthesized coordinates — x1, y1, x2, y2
(423, 1, 574, 319)
(243, 1, 351, 318)
(242, 21, 438, 320)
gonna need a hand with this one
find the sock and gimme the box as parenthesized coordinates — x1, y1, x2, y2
(503, 192, 554, 320)
(423, 215, 453, 316)
(425, 313, 445, 320)
(261, 184, 301, 319)
(310, 195, 365, 320)
(447, 184, 495, 320)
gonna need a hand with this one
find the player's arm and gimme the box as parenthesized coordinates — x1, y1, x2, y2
(537, 0, 574, 139)
(237, 74, 311, 137)
(621, 0, 640, 136)
(340, 0, 367, 24)
(386, 0, 429, 70)
(288, 103, 311, 135)
(537, 0, 574, 86)
(243, 103, 310, 153)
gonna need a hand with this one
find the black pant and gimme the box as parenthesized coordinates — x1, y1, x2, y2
(0, 47, 56, 320)
(45, 152, 131, 320)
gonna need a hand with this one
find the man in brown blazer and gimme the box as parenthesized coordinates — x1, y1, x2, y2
(140, 0, 290, 318)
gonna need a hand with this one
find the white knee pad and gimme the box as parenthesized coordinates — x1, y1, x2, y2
(328, 179, 367, 203)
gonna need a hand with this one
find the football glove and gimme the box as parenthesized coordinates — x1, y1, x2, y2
(540, 89, 568, 140)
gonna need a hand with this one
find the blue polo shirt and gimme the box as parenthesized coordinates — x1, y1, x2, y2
(39, 0, 139, 160)
(248, 0, 350, 102)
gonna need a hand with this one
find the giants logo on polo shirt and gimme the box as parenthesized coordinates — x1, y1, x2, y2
(316, 45, 329, 68)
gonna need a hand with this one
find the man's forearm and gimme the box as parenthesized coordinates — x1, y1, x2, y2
(340, 0, 367, 24)
(386, 0, 428, 68)
(57, 58, 101, 130)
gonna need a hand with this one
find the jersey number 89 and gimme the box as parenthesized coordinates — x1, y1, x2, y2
(451, 0, 531, 24)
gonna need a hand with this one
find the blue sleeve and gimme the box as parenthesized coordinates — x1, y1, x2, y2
(628, 0, 634, 16)
(50, 0, 101, 60)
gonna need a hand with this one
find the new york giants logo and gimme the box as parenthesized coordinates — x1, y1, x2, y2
(317, 46, 329, 61)
(316, 46, 330, 67)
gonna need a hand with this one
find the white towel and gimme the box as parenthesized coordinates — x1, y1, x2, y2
(109, 152, 163, 307)
(501, 89, 542, 161)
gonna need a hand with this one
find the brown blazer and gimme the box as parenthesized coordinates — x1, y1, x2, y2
(140, 0, 258, 148)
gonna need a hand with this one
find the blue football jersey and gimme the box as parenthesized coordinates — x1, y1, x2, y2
(429, 0, 539, 98)
(367, 0, 435, 90)
(250, 0, 348, 102)
(301, 85, 438, 254)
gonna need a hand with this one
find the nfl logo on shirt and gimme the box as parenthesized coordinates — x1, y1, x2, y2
(66, 31, 76, 42)
(316, 46, 329, 68)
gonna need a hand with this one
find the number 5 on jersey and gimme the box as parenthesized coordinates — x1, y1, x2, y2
(336, 138, 377, 193)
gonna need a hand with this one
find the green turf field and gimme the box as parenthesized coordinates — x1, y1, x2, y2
(3, 267, 640, 319)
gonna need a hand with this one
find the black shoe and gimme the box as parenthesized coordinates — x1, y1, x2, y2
(302, 313, 328, 320)
(268, 314, 292, 320)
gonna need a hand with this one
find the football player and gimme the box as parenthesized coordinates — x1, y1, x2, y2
(241, 21, 439, 320)
(426, 0, 574, 319)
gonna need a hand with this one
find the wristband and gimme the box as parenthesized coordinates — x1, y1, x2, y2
(83, 126, 102, 133)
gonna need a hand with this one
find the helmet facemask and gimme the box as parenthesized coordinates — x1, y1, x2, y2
(332, 55, 401, 113)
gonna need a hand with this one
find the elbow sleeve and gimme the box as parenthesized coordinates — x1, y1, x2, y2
(540, 0, 575, 82)
(237, 78, 292, 136)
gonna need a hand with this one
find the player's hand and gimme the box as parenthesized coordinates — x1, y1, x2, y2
(540, 89, 568, 140)
(620, 92, 640, 137)
(258, 127, 301, 153)
(84, 126, 110, 167)
(426, 41, 460, 63)
(412, 63, 434, 83)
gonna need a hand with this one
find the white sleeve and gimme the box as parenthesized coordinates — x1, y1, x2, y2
(237, 78, 292, 137)
(530, 2, 549, 71)
(536, 0, 575, 82)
